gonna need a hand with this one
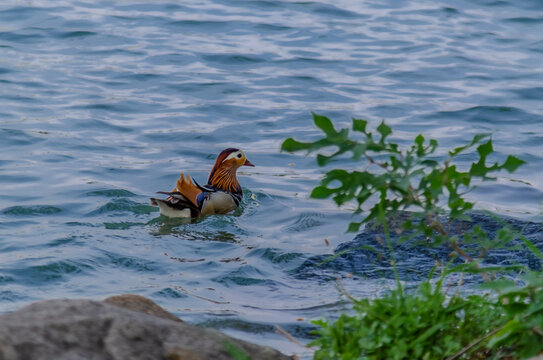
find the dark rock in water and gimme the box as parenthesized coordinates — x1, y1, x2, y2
(0, 296, 292, 360)
(294, 212, 543, 283)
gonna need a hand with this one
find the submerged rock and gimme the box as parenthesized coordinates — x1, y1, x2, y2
(295, 212, 543, 283)
(0, 295, 292, 360)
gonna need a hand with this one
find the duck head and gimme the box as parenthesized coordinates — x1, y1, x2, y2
(207, 148, 254, 192)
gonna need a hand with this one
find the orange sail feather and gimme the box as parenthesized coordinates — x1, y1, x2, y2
(170, 173, 201, 207)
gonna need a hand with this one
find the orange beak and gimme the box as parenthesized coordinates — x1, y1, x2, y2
(243, 159, 255, 167)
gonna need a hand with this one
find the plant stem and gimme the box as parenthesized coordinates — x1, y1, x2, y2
(445, 324, 505, 360)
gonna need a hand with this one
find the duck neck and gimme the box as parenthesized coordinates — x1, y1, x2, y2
(209, 165, 242, 194)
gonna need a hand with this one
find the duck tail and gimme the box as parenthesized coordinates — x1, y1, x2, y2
(150, 191, 200, 218)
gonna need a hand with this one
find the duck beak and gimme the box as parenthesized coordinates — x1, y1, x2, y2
(243, 159, 255, 167)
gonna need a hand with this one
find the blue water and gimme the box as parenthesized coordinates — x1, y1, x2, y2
(1, 0, 543, 357)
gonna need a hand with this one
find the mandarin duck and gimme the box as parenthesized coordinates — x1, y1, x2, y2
(150, 148, 254, 218)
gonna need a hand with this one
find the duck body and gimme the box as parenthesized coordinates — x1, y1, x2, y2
(196, 184, 242, 216)
(150, 148, 253, 218)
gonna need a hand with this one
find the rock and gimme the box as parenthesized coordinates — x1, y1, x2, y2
(295, 211, 543, 283)
(0, 297, 293, 360)
(103, 294, 183, 323)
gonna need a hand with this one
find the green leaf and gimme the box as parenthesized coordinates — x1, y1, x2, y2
(502, 155, 525, 173)
(347, 221, 362, 232)
(449, 145, 467, 157)
(352, 144, 367, 160)
(377, 121, 392, 142)
(487, 319, 520, 348)
(472, 133, 490, 144)
(222, 341, 252, 360)
(415, 134, 426, 156)
(311, 186, 336, 199)
(281, 138, 310, 152)
(477, 140, 493, 158)
(448, 133, 489, 157)
(322, 169, 349, 182)
(519, 234, 543, 261)
(413, 323, 446, 344)
(469, 161, 488, 177)
(316, 154, 333, 166)
(313, 113, 336, 136)
(352, 118, 367, 133)
(420, 159, 438, 167)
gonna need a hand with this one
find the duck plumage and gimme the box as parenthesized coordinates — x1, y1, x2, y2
(150, 148, 254, 218)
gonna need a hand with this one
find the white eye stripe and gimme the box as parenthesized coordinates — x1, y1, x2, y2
(223, 151, 244, 162)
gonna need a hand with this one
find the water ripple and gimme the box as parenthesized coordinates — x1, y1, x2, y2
(1, 0, 543, 357)
(2, 205, 62, 216)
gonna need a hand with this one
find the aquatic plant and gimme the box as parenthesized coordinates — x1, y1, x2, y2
(282, 114, 543, 359)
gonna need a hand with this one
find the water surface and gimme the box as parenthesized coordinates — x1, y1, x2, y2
(1, 0, 543, 358)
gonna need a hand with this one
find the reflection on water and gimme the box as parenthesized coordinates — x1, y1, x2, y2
(148, 217, 194, 235)
(1, 0, 543, 358)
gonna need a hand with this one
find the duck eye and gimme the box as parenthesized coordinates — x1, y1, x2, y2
(237, 153, 242, 158)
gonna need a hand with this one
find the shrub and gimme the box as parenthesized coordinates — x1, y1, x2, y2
(283, 114, 543, 359)
(311, 280, 504, 360)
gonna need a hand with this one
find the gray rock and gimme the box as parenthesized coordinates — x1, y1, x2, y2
(0, 296, 293, 360)
(103, 294, 183, 323)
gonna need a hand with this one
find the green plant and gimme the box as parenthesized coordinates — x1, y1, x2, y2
(222, 340, 253, 360)
(282, 114, 543, 359)
(311, 279, 504, 360)
(282, 113, 523, 235)
(480, 273, 543, 359)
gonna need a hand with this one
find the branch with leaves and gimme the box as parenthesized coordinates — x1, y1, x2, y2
(282, 113, 524, 247)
